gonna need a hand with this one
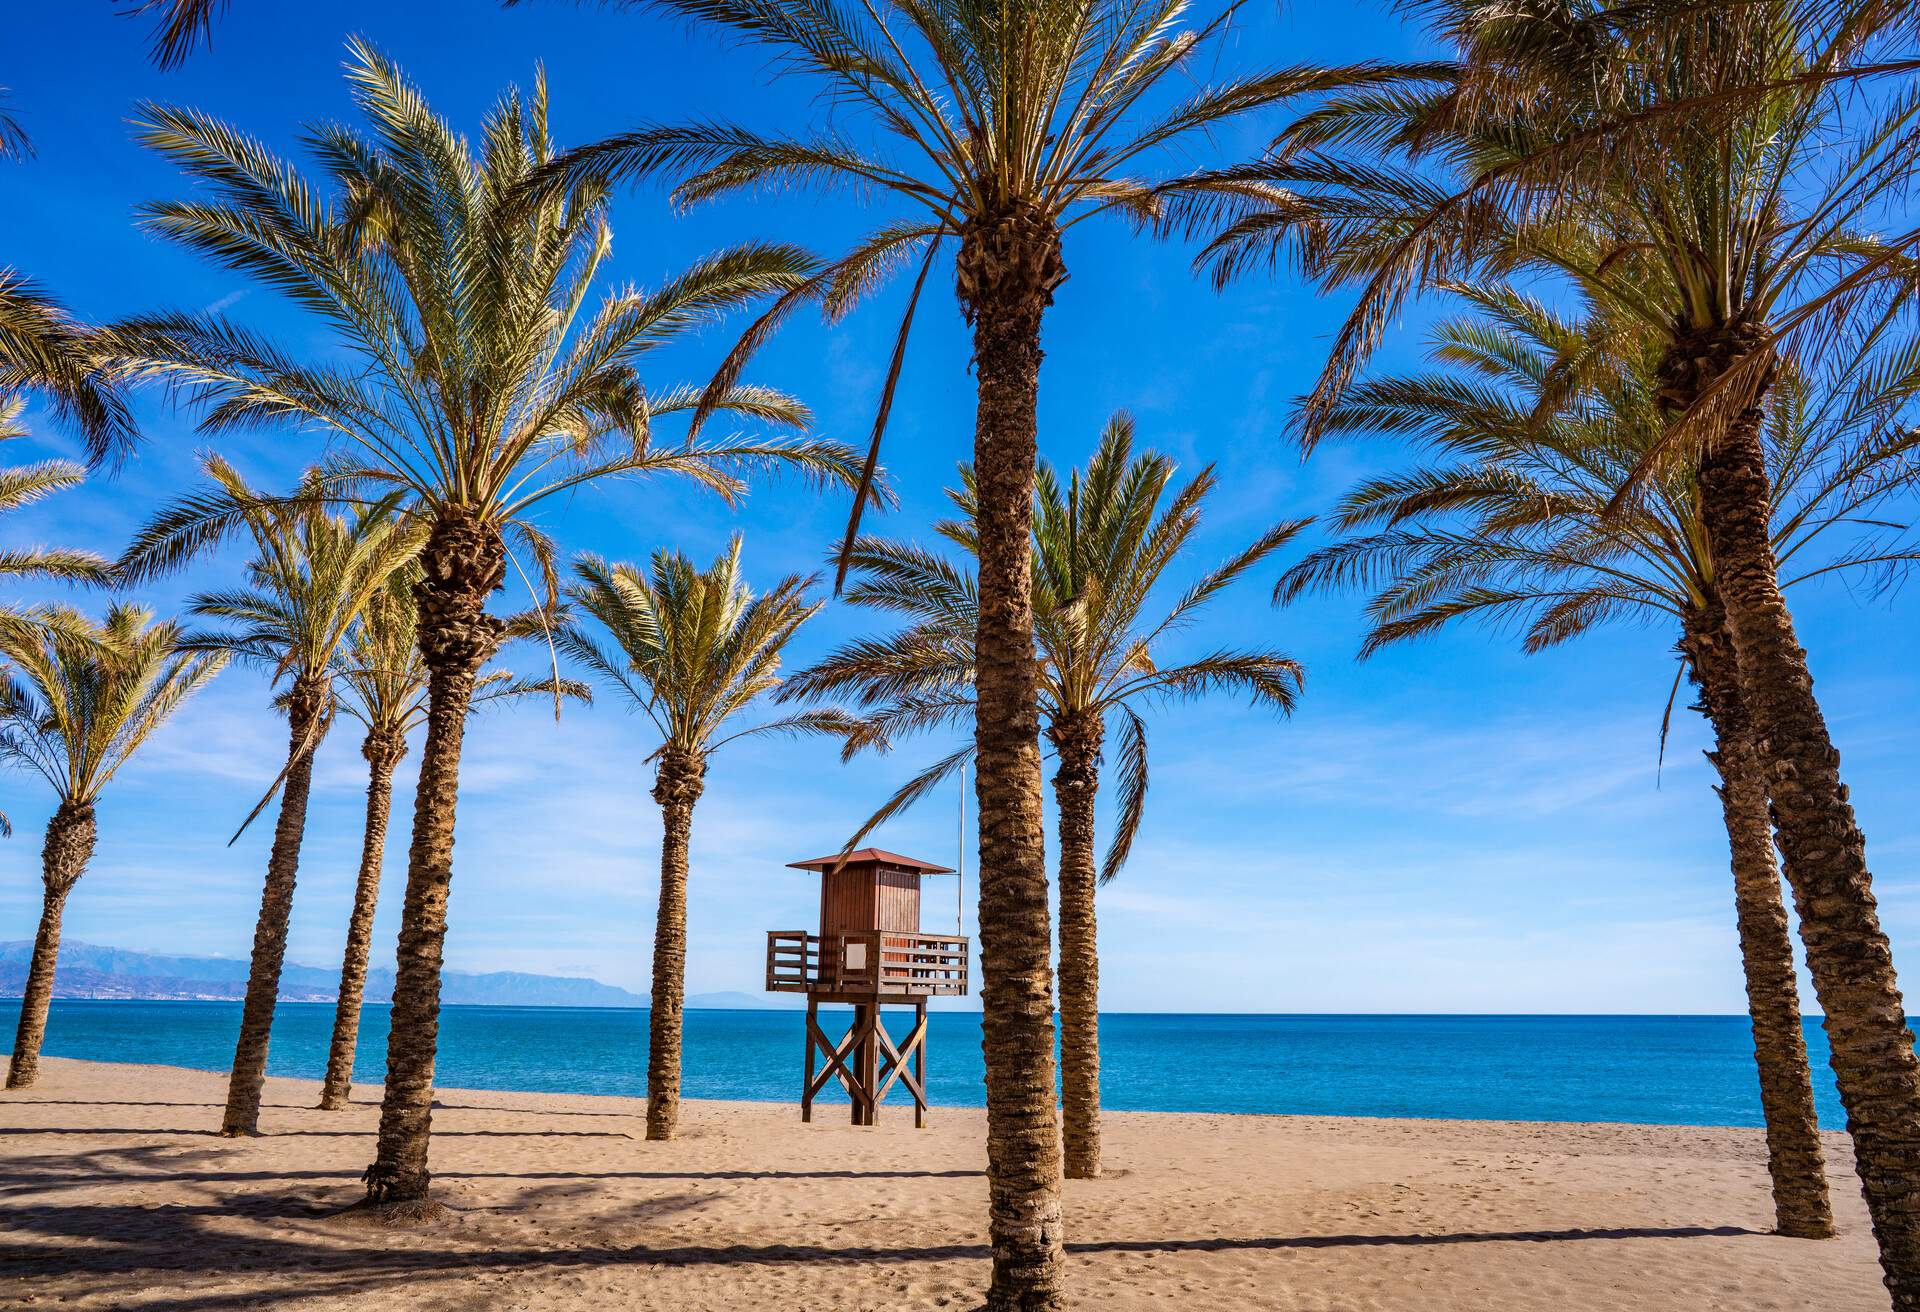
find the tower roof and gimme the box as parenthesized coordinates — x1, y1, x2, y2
(787, 847, 956, 874)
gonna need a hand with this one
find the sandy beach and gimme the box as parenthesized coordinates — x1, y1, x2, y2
(0, 1055, 1886, 1310)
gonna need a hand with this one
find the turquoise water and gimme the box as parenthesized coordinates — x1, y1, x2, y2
(5, 1000, 1849, 1127)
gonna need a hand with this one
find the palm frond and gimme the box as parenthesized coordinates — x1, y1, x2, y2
(0, 272, 137, 467)
(120, 0, 226, 70)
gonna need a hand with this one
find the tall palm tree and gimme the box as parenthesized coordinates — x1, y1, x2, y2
(790, 414, 1305, 1178)
(557, 538, 847, 1141)
(1278, 282, 1920, 1238)
(128, 456, 421, 1136)
(108, 42, 858, 1211)
(529, 11, 1368, 1296)
(1198, 5, 1920, 1296)
(2, 604, 226, 1087)
(318, 573, 585, 1111)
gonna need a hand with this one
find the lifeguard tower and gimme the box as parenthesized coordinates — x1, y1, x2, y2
(765, 848, 969, 1126)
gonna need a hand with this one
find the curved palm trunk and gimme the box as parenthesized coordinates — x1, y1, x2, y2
(957, 205, 1067, 1312)
(1684, 605, 1834, 1238)
(319, 730, 407, 1110)
(1674, 333, 1920, 1303)
(222, 677, 329, 1136)
(647, 747, 706, 1141)
(6, 799, 97, 1089)
(1049, 713, 1103, 1181)
(363, 517, 505, 1211)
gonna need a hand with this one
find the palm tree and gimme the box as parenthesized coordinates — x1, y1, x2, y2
(528, 10, 1368, 1295)
(1278, 282, 1920, 1238)
(557, 538, 847, 1141)
(318, 573, 585, 1111)
(790, 414, 1305, 1178)
(1198, 5, 1920, 1296)
(1, 604, 226, 1087)
(108, 42, 858, 1211)
(127, 456, 421, 1136)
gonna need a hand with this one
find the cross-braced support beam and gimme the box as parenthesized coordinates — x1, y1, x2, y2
(800, 995, 930, 1126)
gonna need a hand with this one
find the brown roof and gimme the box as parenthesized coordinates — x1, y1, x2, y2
(787, 847, 956, 874)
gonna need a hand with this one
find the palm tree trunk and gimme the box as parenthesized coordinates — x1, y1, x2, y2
(222, 676, 329, 1136)
(1675, 333, 1920, 1304)
(647, 747, 706, 1141)
(1049, 712, 1104, 1181)
(1683, 604, 1834, 1238)
(6, 799, 97, 1090)
(320, 730, 406, 1110)
(363, 516, 505, 1211)
(956, 203, 1068, 1312)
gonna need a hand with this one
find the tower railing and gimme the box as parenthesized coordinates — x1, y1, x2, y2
(765, 930, 969, 996)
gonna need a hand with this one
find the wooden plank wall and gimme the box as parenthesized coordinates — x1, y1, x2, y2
(819, 867, 877, 934)
(875, 869, 921, 932)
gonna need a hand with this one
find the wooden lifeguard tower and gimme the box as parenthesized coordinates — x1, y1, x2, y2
(765, 848, 969, 1126)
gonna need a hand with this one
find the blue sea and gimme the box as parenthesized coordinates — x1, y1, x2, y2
(3, 1006, 1858, 1129)
(3, 1000, 1849, 1127)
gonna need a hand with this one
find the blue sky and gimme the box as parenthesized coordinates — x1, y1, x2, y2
(2, 1, 1915, 1013)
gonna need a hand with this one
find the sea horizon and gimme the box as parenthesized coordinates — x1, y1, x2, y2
(4, 997, 1843, 1018)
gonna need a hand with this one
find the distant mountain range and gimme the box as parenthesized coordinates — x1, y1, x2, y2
(0, 942, 799, 1010)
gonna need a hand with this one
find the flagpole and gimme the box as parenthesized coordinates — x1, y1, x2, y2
(957, 761, 966, 935)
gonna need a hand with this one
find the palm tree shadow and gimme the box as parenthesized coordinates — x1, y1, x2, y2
(3, 1126, 635, 1138)
(429, 1101, 645, 1119)
(3, 1099, 314, 1110)
(2, 1188, 1766, 1305)
(1073, 1225, 1760, 1253)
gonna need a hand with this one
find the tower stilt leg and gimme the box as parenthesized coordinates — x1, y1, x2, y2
(913, 997, 927, 1129)
(850, 1003, 871, 1125)
(801, 995, 817, 1123)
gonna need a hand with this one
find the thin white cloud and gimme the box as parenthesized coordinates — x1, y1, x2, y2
(201, 288, 250, 315)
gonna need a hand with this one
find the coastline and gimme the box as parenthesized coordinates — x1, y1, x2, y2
(2, 1055, 1885, 1310)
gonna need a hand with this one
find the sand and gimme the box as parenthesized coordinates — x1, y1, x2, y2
(0, 1055, 1887, 1310)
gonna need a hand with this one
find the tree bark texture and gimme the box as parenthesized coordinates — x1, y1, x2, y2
(647, 747, 706, 1142)
(1049, 711, 1104, 1181)
(320, 729, 407, 1110)
(956, 201, 1067, 1312)
(363, 516, 505, 1208)
(1667, 325, 1920, 1304)
(6, 799, 97, 1089)
(222, 675, 330, 1136)
(1684, 602, 1834, 1238)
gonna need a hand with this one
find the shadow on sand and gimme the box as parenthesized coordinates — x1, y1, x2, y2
(0, 1193, 1762, 1312)
(1, 1104, 1763, 1311)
